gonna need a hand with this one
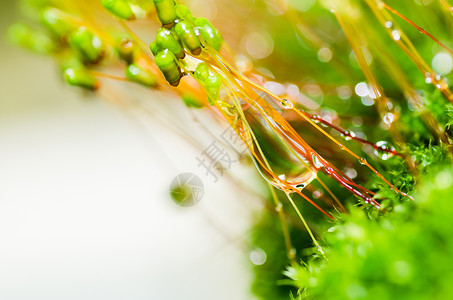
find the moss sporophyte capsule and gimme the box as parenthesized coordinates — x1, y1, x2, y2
(117, 38, 136, 64)
(126, 64, 158, 87)
(153, 0, 177, 29)
(194, 63, 221, 105)
(155, 28, 185, 59)
(101, 0, 136, 20)
(194, 18, 223, 51)
(69, 27, 105, 64)
(7, 23, 56, 54)
(175, 4, 194, 22)
(173, 21, 201, 55)
(63, 68, 100, 90)
(41, 8, 75, 38)
(154, 49, 181, 86)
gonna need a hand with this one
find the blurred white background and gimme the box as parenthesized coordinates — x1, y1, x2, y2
(0, 1, 261, 299)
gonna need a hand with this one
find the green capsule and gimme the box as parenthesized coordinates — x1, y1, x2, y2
(175, 4, 194, 23)
(194, 63, 221, 105)
(194, 18, 223, 51)
(101, 0, 135, 20)
(69, 27, 105, 64)
(63, 68, 100, 90)
(155, 28, 185, 59)
(7, 23, 56, 54)
(154, 49, 181, 86)
(173, 21, 201, 55)
(126, 63, 157, 87)
(150, 41, 160, 56)
(117, 38, 136, 63)
(41, 8, 75, 38)
(153, 0, 177, 29)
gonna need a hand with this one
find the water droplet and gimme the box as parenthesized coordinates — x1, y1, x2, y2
(383, 113, 394, 124)
(425, 72, 434, 84)
(275, 202, 283, 212)
(343, 131, 356, 141)
(359, 157, 367, 165)
(339, 144, 345, 150)
(281, 98, 294, 109)
(385, 21, 393, 28)
(392, 30, 401, 41)
(250, 248, 267, 265)
(312, 154, 324, 169)
(374, 141, 395, 160)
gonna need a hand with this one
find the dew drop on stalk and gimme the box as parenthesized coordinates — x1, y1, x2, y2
(385, 21, 393, 28)
(281, 98, 294, 109)
(391, 29, 401, 41)
(425, 72, 434, 84)
(343, 130, 355, 141)
(374, 141, 395, 160)
(338, 143, 345, 150)
(383, 112, 394, 125)
(275, 202, 283, 212)
(312, 114, 321, 123)
(359, 157, 367, 165)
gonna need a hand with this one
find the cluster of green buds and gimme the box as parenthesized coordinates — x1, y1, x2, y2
(149, 0, 223, 90)
(9, 2, 158, 91)
(40, 7, 107, 90)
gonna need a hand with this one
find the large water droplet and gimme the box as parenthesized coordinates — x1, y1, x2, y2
(281, 98, 294, 109)
(374, 141, 395, 160)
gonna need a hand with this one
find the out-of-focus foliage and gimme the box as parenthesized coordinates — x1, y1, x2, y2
(284, 163, 453, 299)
